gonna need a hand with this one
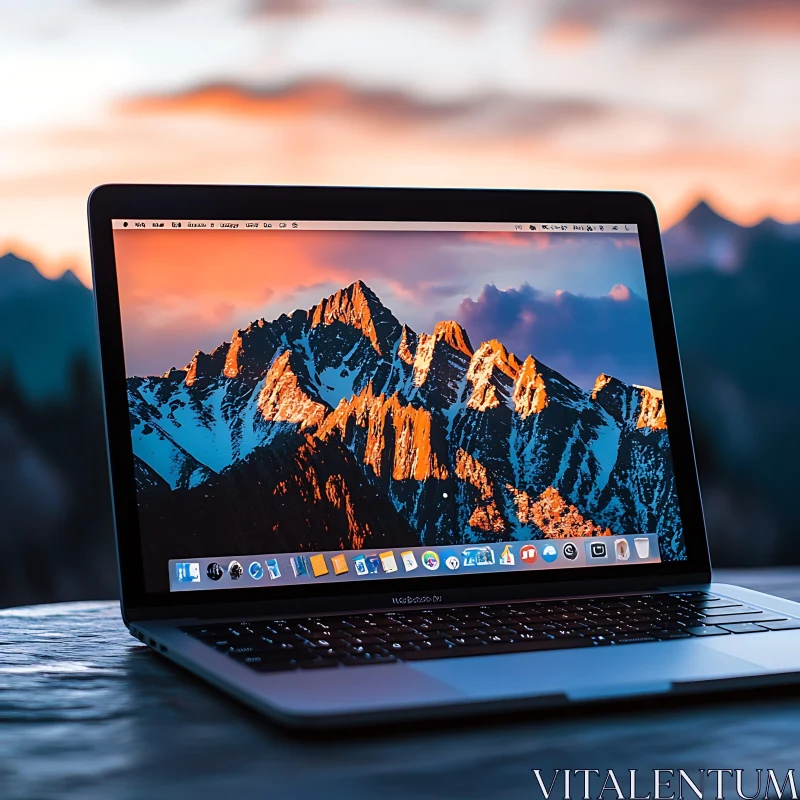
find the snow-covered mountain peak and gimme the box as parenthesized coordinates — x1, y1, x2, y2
(464, 339, 521, 411)
(309, 280, 402, 357)
(591, 372, 623, 399)
(432, 320, 473, 357)
(634, 385, 667, 430)
(256, 349, 328, 430)
(411, 322, 472, 390)
(317, 382, 449, 481)
(396, 324, 418, 365)
(480, 339, 521, 380)
(221, 316, 286, 381)
(513, 355, 548, 418)
(593, 373, 667, 431)
(184, 346, 226, 386)
(591, 372, 637, 424)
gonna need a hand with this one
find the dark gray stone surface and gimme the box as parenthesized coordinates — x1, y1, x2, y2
(3, 570, 800, 799)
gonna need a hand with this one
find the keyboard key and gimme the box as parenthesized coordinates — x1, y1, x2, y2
(481, 627, 515, 636)
(447, 636, 488, 647)
(415, 623, 451, 633)
(341, 654, 397, 666)
(386, 641, 422, 652)
(601, 625, 638, 635)
(612, 636, 658, 645)
(349, 646, 389, 657)
(381, 626, 415, 636)
(387, 632, 427, 643)
(352, 635, 386, 646)
(659, 620, 689, 630)
(316, 648, 350, 659)
(416, 630, 450, 640)
(514, 632, 553, 642)
(181, 625, 229, 639)
(298, 658, 341, 669)
(416, 639, 453, 650)
(258, 634, 302, 645)
(698, 606, 757, 617)
(587, 617, 620, 626)
(249, 660, 299, 672)
(718, 622, 769, 634)
(231, 648, 298, 663)
(685, 626, 731, 636)
(515, 615, 550, 625)
(686, 600, 740, 610)
(524, 623, 560, 632)
(229, 626, 256, 637)
(693, 614, 785, 627)
(226, 645, 260, 655)
(653, 630, 693, 640)
(760, 620, 800, 631)
(278, 647, 317, 660)
(251, 642, 299, 653)
(402, 637, 595, 660)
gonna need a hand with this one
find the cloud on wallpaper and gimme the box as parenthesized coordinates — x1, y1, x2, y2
(456, 282, 660, 390)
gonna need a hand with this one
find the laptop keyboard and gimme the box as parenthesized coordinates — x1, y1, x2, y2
(180, 591, 800, 673)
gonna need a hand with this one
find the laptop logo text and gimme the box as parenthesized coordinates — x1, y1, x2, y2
(391, 595, 443, 606)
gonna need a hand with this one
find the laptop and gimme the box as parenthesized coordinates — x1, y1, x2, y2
(88, 185, 800, 729)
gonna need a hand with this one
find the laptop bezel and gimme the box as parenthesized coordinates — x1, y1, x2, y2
(88, 184, 711, 623)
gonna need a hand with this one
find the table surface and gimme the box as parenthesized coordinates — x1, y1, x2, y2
(3, 569, 800, 800)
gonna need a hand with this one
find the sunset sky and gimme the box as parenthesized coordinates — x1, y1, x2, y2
(1, 1, 799, 286)
(114, 228, 660, 390)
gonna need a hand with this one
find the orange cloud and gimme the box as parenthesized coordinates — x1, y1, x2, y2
(120, 80, 484, 132)
(123, 82, 353, 121)
(609, 283, 632, 301)
(2, 79, 799, 290)
(542, 21, 598, 50)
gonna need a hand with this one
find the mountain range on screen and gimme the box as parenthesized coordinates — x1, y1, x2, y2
(128, 280, 684, 575)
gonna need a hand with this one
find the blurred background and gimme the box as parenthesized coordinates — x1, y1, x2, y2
(1, 0, 798, 608)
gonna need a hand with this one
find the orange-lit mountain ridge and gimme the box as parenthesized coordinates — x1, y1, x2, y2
(128, 280, 683, 559)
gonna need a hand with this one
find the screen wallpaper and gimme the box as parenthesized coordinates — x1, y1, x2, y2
(113, 227, 687, 591)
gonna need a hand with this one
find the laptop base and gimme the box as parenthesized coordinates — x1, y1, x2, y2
(134, 582, 800, 729)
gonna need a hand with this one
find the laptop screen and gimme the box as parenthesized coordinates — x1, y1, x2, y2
(111, 219, 686, 593)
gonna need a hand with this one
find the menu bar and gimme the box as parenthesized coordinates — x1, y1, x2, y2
(113, 220, 638, 234)
(168, 534, 660, 592)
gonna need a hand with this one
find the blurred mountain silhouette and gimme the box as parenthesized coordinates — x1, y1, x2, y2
(667, 204, 800, 565)
(0, 254, 99, 400)
(0, 256, 115, 607)
(664, 200, 800, 273)
(0, 203, 798, 606)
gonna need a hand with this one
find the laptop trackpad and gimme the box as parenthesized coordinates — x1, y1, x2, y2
(410, 640, 765, 701)
(697, 630, 800, 671)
